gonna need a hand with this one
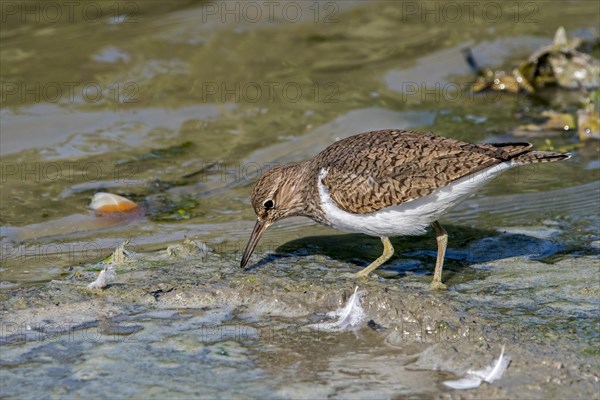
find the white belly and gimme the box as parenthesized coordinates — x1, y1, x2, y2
(317, 162, 515, 237)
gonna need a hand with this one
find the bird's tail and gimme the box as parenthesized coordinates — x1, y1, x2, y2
(488, 142, 570, 164)
(511, 150, 571, 164)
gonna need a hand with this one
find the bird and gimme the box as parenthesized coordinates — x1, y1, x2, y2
(240, 129, 570, 289)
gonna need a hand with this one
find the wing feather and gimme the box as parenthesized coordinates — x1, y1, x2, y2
(315, 130, 529, 214)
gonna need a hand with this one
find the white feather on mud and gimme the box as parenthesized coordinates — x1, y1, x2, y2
(87, 240, 134, 289)
(309, 286, 365, 331)
(443, 346, 511, 390)
(87, 265, 116, 289)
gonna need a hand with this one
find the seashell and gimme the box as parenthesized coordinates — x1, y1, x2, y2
(90, 192, 138, 213)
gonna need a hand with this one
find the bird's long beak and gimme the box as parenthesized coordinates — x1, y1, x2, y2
(240, 219, 270, 268)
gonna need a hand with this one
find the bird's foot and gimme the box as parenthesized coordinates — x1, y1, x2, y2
(337, 271, 363, 280)
(353, 271, 371, 279)
(428, 280, 447, 290)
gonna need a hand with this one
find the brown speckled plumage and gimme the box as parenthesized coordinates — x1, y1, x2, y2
(310, 130, 562, 214)
(249, 129, 568, 223)
(241, 129, 569, 287)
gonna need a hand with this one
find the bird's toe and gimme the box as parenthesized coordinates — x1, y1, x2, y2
(428, 281, 448, 291)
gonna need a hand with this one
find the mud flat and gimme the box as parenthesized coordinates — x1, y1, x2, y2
(1, 232, 598, 399)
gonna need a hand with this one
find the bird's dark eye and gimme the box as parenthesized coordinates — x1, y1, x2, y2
(263, 200, 274, 209)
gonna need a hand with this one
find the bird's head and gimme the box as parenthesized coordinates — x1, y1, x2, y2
(240, 163, 306, 268)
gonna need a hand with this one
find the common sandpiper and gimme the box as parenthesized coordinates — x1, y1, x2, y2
(240, 129, 570, 289)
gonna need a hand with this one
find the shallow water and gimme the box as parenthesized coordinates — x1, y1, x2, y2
(1, 1, 599, 398)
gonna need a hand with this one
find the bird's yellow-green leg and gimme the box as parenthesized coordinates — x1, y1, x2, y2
(429, 221, 448, 290)
(355, 237, 394, 278)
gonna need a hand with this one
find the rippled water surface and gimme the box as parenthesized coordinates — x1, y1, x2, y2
(1, 1, 599, 398)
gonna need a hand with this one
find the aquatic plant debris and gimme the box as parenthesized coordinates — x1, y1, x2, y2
(87, 265, 116, 289)
(466, 26, 599, 93)
(166, 236, 209, 258)
(310, 286, 365, 331)
(514, 110, 575, 133)
(90, 192, 138, 213)
(103, 239, 135, 265)
(443, 346, 511, 390)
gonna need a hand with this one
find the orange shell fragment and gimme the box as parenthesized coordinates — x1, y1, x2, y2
(90, 192, 138, 213)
